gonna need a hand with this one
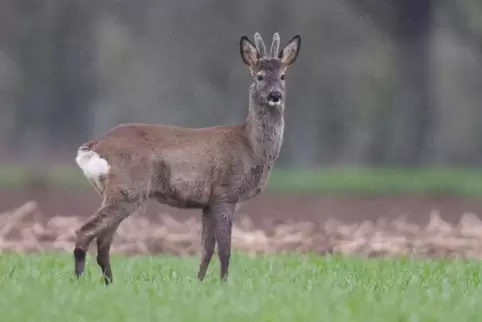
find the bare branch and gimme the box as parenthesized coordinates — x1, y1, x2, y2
(442, 0, 482, 58)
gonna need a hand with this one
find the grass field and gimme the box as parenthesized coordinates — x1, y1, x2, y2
(2, 164, 482, 196)
(1, 252, 482, 322)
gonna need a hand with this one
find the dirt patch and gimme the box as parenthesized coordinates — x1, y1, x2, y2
(1, 188, 482, 225)
(2, 191, 482, 259)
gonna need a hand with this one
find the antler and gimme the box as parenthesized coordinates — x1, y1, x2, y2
(270, 33, 280, 58)
(254, 32, 267, 58)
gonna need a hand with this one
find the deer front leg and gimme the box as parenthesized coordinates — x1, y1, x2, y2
(212, 203, 235, 281)
(197, 207, 216, 281)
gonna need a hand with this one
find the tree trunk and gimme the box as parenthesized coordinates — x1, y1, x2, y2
(388, 0, 434, 166)
(9, 0, 95, 158)
(47, 1, 96, 150)
(9, 0, 54, 164)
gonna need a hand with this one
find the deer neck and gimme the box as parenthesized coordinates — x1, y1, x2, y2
(244, 85, 285, 164)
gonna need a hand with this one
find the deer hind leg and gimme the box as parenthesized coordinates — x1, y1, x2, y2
(73, 195, 141, 281)
(96, 224, 119, 285)
(197, 207, 216, 281)
(212, 203, 235, 281)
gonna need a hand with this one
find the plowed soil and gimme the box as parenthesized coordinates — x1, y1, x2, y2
(2, 188, 482, 259)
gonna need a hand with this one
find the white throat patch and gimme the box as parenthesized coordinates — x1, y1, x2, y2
(268, 100, 282, 107)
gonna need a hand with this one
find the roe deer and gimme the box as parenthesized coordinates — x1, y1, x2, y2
(74, 32, 301, 284)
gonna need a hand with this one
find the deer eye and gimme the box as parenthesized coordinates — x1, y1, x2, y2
(256, 74, 264, 81)
(280, 74, 285, 80)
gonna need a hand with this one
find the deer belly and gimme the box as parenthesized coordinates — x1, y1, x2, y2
(153, 179, 210, 209)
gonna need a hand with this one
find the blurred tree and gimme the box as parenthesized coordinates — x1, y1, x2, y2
(346, 0, 435, 166)
(46, 0, 97, 149)
(7, 0, 53, 159)
(441, 0, 482, 162)
(7, 0, 95, 156)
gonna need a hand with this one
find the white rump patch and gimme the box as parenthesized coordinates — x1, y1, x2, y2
(75, 147, 110, 192)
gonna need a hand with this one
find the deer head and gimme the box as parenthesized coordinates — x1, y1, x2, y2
(240, 32, 301, 109)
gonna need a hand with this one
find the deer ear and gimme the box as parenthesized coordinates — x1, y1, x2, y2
(240, 36, 260, 68)
(279, 35, 301, 67)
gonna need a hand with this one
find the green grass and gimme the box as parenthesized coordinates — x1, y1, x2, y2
(269, 167, 482, 196)
(2, 164, 482, 197)
(1, 252, 482, 321)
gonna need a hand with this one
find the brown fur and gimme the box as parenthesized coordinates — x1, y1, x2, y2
(73, 32, 301, 284)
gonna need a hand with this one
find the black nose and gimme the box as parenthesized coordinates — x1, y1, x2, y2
(268, 91, 282, 102)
